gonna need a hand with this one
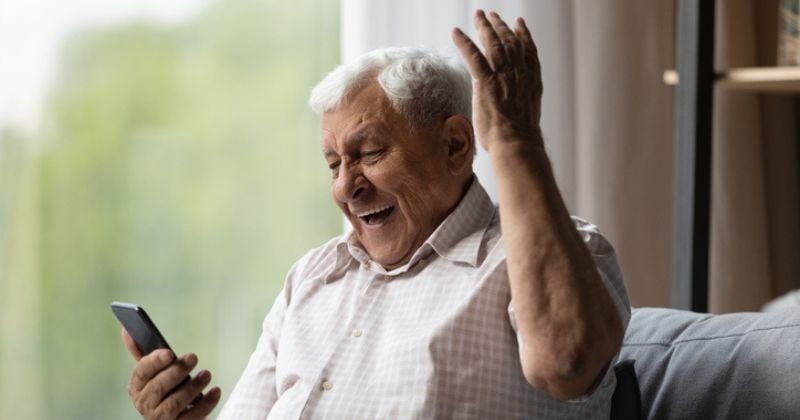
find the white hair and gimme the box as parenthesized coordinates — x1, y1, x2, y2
(308, 47, 472, 128)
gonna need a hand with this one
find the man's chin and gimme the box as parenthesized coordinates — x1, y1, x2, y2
(363, 244, 412, 269)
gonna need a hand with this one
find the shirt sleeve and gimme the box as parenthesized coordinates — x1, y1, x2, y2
(572, 216, 631, 330)
(216, 282, 289, 419)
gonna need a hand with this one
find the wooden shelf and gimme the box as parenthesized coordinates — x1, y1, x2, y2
(664, 67, 800, 92)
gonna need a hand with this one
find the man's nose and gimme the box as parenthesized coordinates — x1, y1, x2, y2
(333, 163, 366, 203)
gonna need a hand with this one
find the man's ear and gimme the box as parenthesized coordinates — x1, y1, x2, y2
(442, 115, 474, 176)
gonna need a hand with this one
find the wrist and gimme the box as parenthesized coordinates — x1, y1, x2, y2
(483, 125, 544, 152)
(487, 132, 547, 162)
(487, 131, 555, 181)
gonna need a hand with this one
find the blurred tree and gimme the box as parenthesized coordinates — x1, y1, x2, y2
(34, 0, 340, 418)
(0, 128, 44, 420)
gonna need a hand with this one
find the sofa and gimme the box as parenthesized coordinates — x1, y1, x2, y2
(611, 306, 800, 419)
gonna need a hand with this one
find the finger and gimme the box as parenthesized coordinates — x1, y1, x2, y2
(487, 11, 521, 60)
(129, 349, 176, 394)
(514, 17, 541, 76)
(121, 328, 144, 361)
(138, 353, 198, 413)
(451, 27, 492, 80)
(157, 369, 213, 417)
(473, 9, 506, 69)
(177, 387, 222, 420)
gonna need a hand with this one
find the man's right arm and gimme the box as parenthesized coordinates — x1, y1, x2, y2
(215, 286, 287, 419)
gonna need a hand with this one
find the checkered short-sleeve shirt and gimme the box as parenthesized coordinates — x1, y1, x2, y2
(217, 179, 631, 419)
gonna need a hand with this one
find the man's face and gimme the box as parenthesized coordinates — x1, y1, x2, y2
(321, 82, 464, 268)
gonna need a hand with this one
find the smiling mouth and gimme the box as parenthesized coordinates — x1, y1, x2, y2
(356, 205, 395, 225)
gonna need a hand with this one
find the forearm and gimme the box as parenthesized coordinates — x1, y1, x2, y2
(489, 134, 623, 400)
(451, 9, 624, 399)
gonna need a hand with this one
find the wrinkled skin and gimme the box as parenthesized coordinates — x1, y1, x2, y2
(451, 10, 624, 400)
(322, 81, 474, 268)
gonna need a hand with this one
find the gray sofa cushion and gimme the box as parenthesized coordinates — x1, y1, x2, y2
(619, 307, 800, 419)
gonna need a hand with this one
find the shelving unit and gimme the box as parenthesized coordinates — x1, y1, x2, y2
(664, 67, 800, 92)
(670, 0, 799, 312)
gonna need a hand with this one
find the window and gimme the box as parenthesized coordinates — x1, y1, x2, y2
(0, 0, 340, 418)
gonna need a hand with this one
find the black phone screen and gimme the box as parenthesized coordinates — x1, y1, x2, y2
(111, 301, 172, 355)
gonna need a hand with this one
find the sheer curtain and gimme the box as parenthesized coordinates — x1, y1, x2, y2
(341, 0, 674, 307)
(341, 0, 578, 209)
(340, 0, 800, 311)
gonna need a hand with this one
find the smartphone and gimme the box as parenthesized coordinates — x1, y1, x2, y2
(111, 301, 203, 404)
(111, 301, 173, 356)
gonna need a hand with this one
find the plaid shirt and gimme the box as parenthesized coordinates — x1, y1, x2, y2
(218, 179, 630, 419)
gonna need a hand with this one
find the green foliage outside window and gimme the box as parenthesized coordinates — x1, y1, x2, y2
(0, 0, 341, 418)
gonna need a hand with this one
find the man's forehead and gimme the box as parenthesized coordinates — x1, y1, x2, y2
(321, 109, 385, 132)
(321, 101, 395, 139)
(321, 121, 388, 153)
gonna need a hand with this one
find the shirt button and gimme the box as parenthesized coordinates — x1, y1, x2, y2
(321, 380, 333, 391)
(383, 275, 393, 281)
(352, 329, 363, 337)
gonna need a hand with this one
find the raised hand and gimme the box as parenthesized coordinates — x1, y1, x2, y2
(452, 10, 543, 152)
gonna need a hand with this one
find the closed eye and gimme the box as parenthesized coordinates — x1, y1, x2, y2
(328, 161, 340, 177)
(361, 149, 384, 161)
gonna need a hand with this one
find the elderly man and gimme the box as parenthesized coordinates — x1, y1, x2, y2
(122, 10, 629, 419)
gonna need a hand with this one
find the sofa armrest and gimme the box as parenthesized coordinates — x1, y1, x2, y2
(619, 307, 800, 419)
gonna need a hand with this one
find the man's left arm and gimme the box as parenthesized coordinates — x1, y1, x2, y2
(453, 10, 625, 401)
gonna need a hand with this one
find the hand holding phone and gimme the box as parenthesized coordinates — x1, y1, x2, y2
(112, 302, 221, 418)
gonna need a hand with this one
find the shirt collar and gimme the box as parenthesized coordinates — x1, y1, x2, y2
(327, 177, 496, 281)
(426, 177, 495, 267)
